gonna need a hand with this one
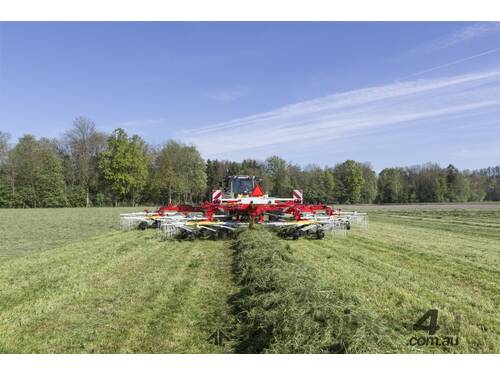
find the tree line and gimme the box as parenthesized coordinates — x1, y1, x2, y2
(0, 117, 499, 208)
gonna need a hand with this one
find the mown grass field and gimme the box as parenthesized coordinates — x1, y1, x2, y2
(0, 207, 131, 257)
(0, 205, 498, 353)
(0, 208, 235, 353)
(291, 206, 500, 353)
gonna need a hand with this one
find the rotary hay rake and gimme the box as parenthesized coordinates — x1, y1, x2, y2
(120, 175, 367, 240)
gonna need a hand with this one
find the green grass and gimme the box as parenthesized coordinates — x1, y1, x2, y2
(287, 208, 500, 353)
(0, 205, 498, 353)
(0, 209, 235, 353)
(230, 228, 388, 353)
(0, 207, 137, 257)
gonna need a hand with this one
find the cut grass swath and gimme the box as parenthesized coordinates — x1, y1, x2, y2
(229, 228, 392, 353)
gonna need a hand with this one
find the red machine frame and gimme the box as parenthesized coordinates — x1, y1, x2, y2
(153, 188, 335, 223)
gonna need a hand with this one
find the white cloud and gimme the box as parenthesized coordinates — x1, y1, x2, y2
(402, 47, 500, 79)
(176, 68, 500, 160)
(412, 22, 500, 54)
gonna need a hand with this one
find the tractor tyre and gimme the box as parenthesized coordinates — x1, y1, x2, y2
(217, 230, 227, 240)
(316, 229, 325, 239)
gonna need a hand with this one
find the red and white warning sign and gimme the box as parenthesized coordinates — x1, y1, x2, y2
(293, 189, 303, 203)
(212, 190, 222, 202)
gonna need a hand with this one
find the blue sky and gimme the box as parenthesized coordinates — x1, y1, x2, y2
(1, 22, 500, 171)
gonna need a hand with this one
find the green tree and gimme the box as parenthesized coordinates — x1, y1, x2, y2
(7, 135, 66, 207)
(265, 156, 292, 197)
(156, 140, 206, 204)
(288, 164, 305, 192)
(488, 177, 500, 201)
(206, 159, 227, 198)
(400, 167, 418, 203)
(240, 159, 269, 192)
(360, 163, 377, 203)
(299, 165, 335, 203)
(333, 160, 364, 204)
(98, 128, 148, 206)
(63, 116, 106, 207)
(8, 135, 38, 206)
(140, 145, 161, 205)
(445, 164, 470, 202)
(0, 177, 9, 207)
(0, 131, 9, 165)
(128, 135, 149, 206)
(320, 169, 335, 203)
(466, 170, 487, 201)
(377, 168, 403, 203)
(415, 163, 447, 202)
(36, 140, 68, 207)
(482, 166, 500, 201)
(156, 141, 181, 203)
(301, 165, 323, 203)
(0, 132, 11, 207)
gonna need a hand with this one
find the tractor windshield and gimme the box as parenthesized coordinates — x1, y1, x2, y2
(230, 177, 255, 195)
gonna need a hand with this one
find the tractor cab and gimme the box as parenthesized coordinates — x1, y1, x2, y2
(225, 175, 258, 198)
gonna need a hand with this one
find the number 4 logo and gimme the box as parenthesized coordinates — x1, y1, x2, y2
(413, 309, 440, 335)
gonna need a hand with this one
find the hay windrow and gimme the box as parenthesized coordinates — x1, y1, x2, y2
(229, 228, 387, 353)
